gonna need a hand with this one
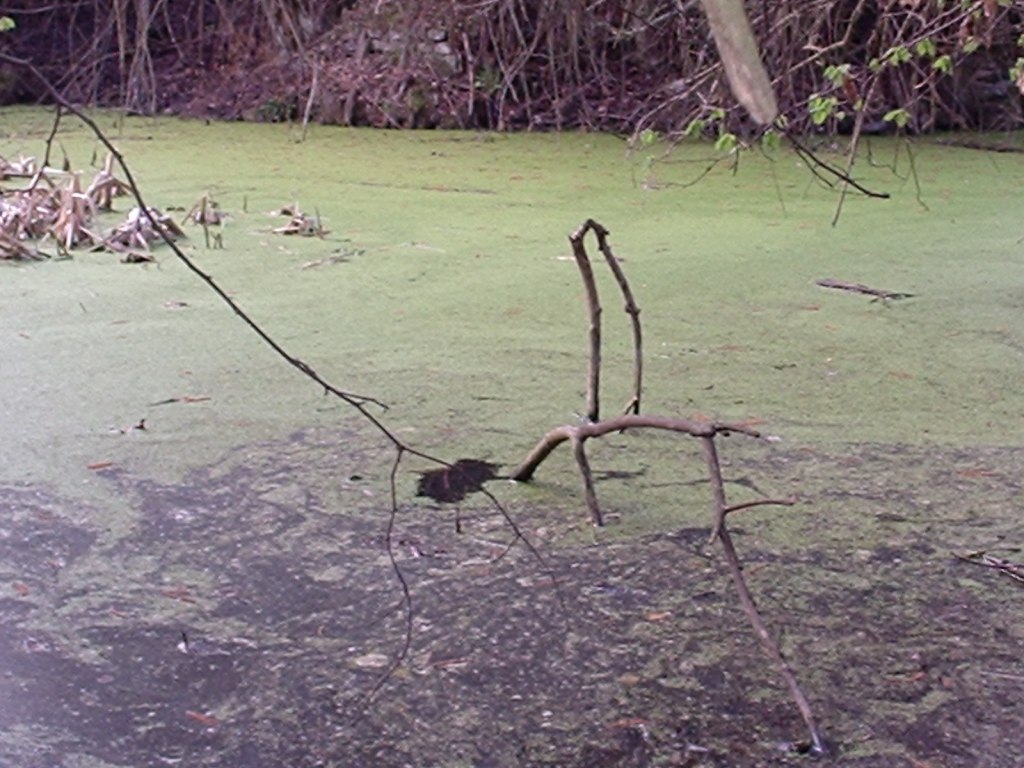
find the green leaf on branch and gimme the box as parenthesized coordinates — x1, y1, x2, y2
(714, 132, 737, 153)
(823, 64, 851, 87)
(0, 16, 15, 32)
(933, 54, 953, 74)
(915, 38, 937, 59)
(683, 119, 705, 139)
(1010, 57, 1024, 92)
(809, 94, 839, 126)
(883, 108, 911, 128)
(638, 128, 660, 147)
(883, 45, 912, 66)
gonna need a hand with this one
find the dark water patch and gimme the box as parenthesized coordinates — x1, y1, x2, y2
(4, 438, 1024, 765)
(416, 458, 500, 503)
(130, 474, 310, 553)
(209, 554, 357, 632)
(0, 622, 237, 766)
(0, 485, 97, 585)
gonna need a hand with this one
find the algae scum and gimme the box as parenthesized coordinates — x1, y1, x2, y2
(2, 110, 1024, 766)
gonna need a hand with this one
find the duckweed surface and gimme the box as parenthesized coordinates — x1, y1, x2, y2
(2, 109, 1024, 766)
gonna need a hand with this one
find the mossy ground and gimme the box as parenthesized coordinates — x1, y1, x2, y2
(1, 109, 1023, 766)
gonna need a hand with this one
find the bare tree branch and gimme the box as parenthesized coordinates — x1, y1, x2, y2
(513, 219, 826, 753)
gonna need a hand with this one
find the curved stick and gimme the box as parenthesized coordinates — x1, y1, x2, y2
(569, 221, 603, 422)
(590, 222, 643, 415)
(510, 415, 761, 482)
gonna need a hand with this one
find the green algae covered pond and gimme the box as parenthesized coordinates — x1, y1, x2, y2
(2, 107, 1024, 767)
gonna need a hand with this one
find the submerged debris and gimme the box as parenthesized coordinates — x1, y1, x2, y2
(86, 153, 131, 211)
(0, 171, 102, 258)
(104, 206, 185, 260)
(51, 173, 101, 252)
(184, 193, 226, 226)
(416, 459, 500, 503)
(0, 187, 54, 259)
(0, 230, 44, 260)
(182, 193, 226, 249)
(273, 202, 328, 237)
(0, 154, 38, 179)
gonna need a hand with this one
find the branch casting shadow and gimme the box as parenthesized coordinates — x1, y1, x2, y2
(511, 218, 826, 755)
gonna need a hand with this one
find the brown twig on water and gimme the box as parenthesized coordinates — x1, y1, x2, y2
(815, 277, 914, 302)
(953, 550, 1024, 585)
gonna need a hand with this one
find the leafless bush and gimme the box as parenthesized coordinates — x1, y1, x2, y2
(4, 1, 1022, 133)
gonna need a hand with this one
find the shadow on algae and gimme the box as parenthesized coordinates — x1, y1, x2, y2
(2, 109, 1024, 767)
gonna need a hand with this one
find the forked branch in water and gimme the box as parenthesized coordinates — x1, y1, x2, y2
(512, 219, 825, 754)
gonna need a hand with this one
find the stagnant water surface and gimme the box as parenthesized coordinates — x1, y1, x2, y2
(3, 110, 1024, 765)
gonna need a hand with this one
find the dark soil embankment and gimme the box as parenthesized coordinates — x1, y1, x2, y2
(4, 1, 1023, 134)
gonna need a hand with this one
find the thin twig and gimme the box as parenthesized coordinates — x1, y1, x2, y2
(571, 432, 602, 526)
(786, 130, 891, 200)
(830, 79, 877, 227)
(903, 137, 929, 212)
(300, 60, 319, 142)
(357, 447, 413, 712)
(42, 103, 62, 168)
(953, 551, 1024, 584)
(721, 497, 797, 517)
(701, 437, 825, 754)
